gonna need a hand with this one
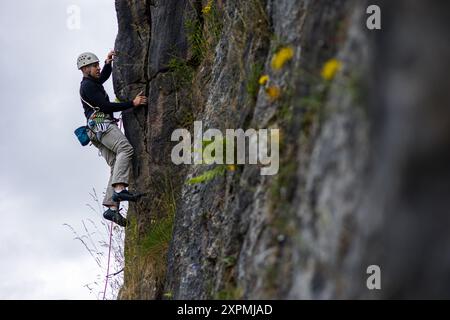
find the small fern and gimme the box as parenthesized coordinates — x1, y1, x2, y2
(187, 165, 227, 185)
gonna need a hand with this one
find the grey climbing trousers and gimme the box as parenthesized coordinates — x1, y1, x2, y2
(88, 123, 134, 207)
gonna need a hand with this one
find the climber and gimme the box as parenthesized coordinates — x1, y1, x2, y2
(77, 51, 147, 227)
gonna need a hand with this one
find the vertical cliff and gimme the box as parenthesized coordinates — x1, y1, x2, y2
(112, 0, 450, 299)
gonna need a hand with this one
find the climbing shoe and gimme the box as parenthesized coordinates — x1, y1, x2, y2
(103, 208, 128, 227)
(112, 189, 145, 202)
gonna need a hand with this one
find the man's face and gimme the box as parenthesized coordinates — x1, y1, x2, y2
(82, 62, 101, 79)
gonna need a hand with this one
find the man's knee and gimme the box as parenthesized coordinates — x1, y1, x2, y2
(119, 141, 134, 158)
(126, 145, 134, 158)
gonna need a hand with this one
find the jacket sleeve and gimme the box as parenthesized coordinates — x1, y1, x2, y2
(99, 62, 112, 84)
(83, 81, 134, 113)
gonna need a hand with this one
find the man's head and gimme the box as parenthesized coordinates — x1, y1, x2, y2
(77, 52, 101, 79)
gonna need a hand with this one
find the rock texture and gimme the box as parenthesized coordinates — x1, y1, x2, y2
(112, 0, 450, 299)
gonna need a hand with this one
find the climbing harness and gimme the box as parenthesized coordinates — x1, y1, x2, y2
(80, 95, 117, 141)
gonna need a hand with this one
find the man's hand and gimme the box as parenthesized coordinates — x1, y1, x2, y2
(133, 90, 148, 107)
(106, 50, 115, 64)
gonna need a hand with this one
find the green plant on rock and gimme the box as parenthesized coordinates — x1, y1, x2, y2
(187, 165, 227, 185)
(186, 136, 239, 185)
(163, 291, 173, 299)
(120, 176, 177, 299)
(222, 256, 237, 268)
(185, 18, 207, 65)
(185, 0, 223, 66)
(168, 56, 195, 87)
(141, 214, 175, 257)
(201, 1, 223, 45)
(246, 63, 264, 101)
(216, 286, 244, 300)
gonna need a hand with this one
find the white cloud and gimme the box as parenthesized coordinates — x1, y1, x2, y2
(0, 0, 125, 299)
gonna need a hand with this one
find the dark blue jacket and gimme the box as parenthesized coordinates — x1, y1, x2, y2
(79, 62, 134, 119)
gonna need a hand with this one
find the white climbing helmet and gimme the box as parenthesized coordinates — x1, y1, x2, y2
(77, 52, 100, 70)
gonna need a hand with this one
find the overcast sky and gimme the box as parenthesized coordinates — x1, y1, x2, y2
(0, 0, 124, 299)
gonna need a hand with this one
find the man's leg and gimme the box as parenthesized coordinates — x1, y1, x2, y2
(97, 146, 127, 226)
(88, 128, 127, 227)
(102, 152, 119, 209)
(99, 124, 133, 188)
(99, 124, 143, 202)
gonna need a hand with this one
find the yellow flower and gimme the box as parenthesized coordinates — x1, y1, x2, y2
(259, 75, 270, 86)
(227, 165, 237, 171)
(271, 47, 294, 70)
(321, 58, 342, 81)
(266, 86, 281, 100)
(202, 2, 212, 14)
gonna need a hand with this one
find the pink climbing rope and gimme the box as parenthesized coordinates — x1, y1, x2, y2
(102, 221, 114, 300)
(102, 116, 124, 300)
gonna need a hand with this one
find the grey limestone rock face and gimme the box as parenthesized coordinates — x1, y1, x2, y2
(113, 0, 450, 299)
